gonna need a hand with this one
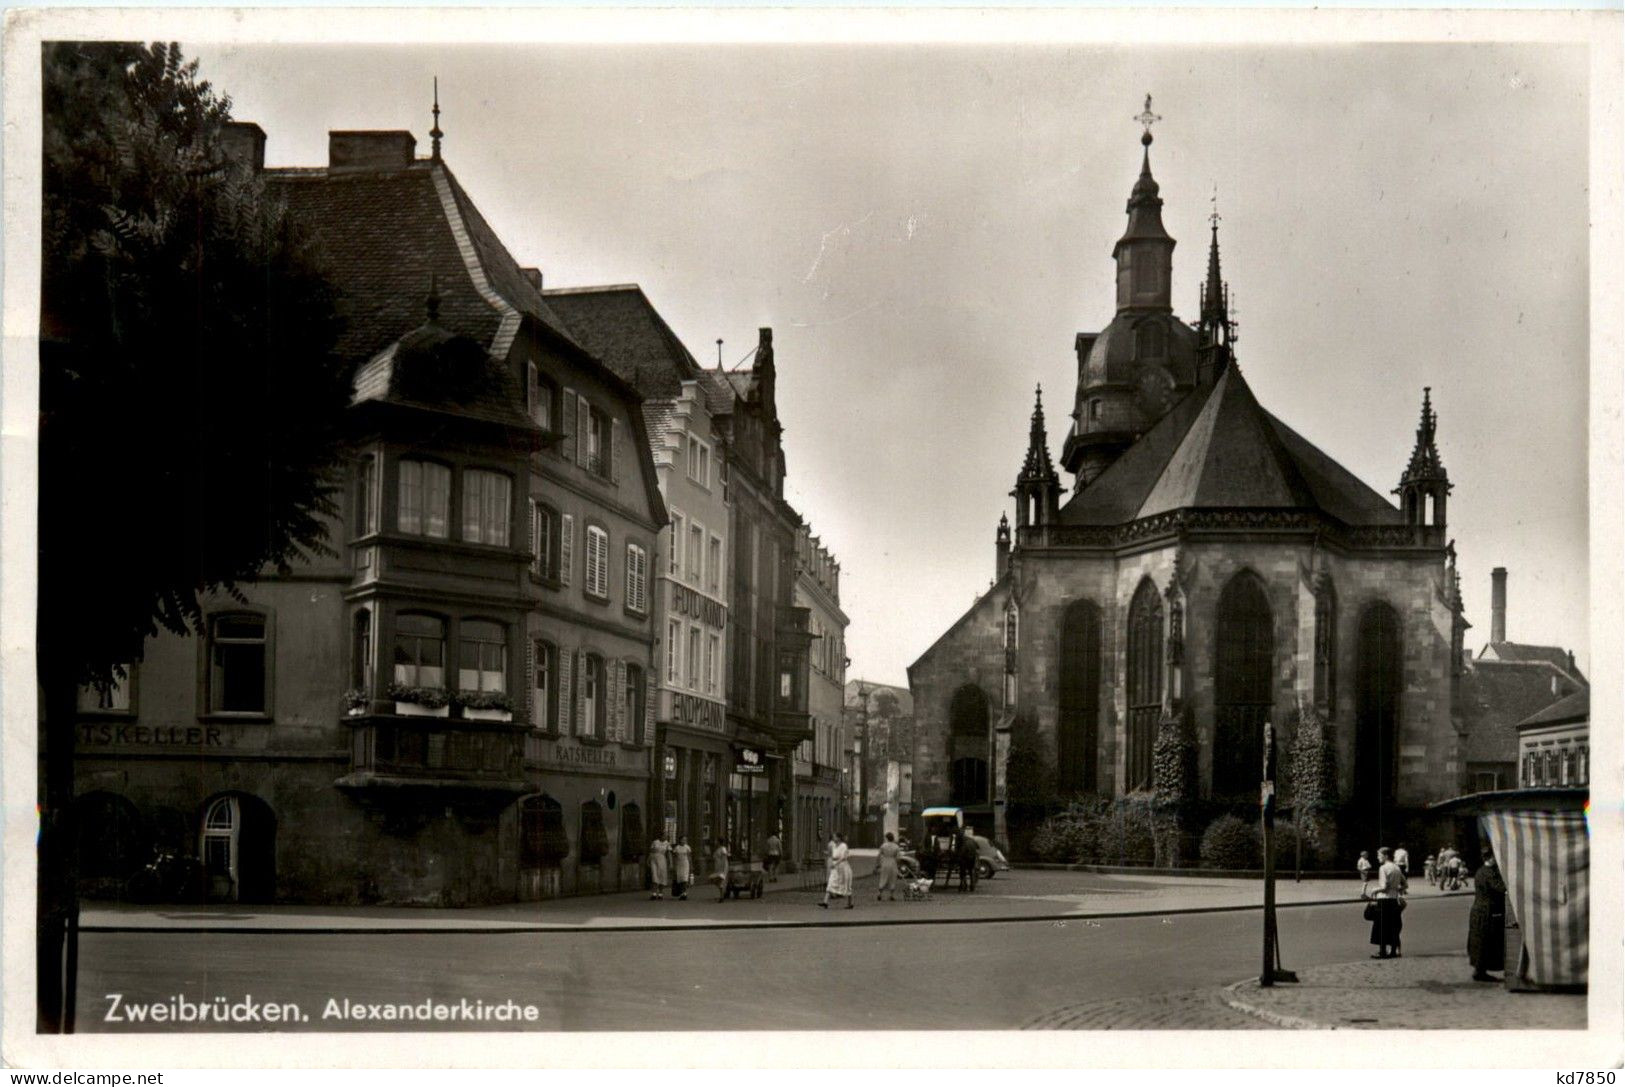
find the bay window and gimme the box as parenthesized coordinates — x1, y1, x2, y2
(458, 620, 507, 695)
(393, 613, 446, 689)
(462, 470, 512, 546)
(397, 459, 450, 538)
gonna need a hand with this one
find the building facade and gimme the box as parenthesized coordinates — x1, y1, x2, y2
(543, 285, 734, 855)
(70, 123, 665, 905)
(843, 681, 914, 842)
(792, 528, 847, 864)
(909, 122, 1467, 857)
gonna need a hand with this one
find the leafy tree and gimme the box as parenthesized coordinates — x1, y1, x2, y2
(37, 42, 351, 1031)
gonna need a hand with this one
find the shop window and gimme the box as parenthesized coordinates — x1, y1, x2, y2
(534, 640, 558, 732)
(522, 795, 568, 867)
(458, 620, 507, 695)
(461, 470, 512, 547)
(207, 613, 269, 715)
(397, 459, 450, 538)
(393, 612, 446, 689)
(579, 801, 609, 865)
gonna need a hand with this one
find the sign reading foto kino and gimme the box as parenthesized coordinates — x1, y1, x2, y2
(670, 582, 725, 629)
(735, 746, 767, 775)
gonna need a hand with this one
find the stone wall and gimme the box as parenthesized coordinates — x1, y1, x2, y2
(907, 581, 1009, 810)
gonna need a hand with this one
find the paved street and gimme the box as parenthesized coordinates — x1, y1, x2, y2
(77, 888, 1495, 1032)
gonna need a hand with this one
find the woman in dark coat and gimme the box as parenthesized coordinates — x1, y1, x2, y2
(1468, 843, 1508, 981)
(1368, 847, 1406, 958)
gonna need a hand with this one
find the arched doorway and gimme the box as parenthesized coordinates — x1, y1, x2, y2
(1058, 601, 1102, 794)
(1213, 572, 1274, 797)
(199, 793, 276, 903)
(1354, 602, 1403, 834)
(948, 684, 989, 805)
(1126, 580, 1163, 791)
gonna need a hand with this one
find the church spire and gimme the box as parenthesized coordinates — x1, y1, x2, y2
(1013, 385, 1062, 528)
(1197, 188, 1234, 384)
(1395, 387, 1451, 529)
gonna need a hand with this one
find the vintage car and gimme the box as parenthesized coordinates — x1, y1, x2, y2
(967, 834, 1011, 880)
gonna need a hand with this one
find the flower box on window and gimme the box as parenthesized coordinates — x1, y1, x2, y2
(343, 688, 370, 717)
(456, 689, 514, 722)
(388, 683, 451, 718)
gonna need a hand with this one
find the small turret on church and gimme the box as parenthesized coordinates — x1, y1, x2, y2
(1395, 387, 1451, 530)
(1013, 386, 1061, 529)
(995, 513, 1011, 580)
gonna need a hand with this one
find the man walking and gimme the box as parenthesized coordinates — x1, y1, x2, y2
(1394, 842, 1411, 877)
(710, 838, 730, 903)
(764, 832, 782, 883)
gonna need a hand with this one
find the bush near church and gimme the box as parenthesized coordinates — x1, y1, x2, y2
(1199, 814, 1259, 869)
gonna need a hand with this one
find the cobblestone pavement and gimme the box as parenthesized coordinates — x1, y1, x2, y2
(1224, 953, 1587, 1030)
(1024, 989, 1275, 1030)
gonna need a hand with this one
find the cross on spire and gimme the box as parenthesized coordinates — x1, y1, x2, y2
(1209, 182, 1222, 229)
(1134, 93, 1162, 146)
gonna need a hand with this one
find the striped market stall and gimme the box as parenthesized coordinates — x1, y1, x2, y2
(1430, 788, 1589, 992)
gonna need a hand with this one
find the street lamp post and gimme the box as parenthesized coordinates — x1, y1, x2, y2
(1260, 721, 1298, 988)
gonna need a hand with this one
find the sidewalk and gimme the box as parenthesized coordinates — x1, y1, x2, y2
(1222, 953, 1586, 1030)
(78, 866, 1467, 933)
(1024, 953, 1586, 1030)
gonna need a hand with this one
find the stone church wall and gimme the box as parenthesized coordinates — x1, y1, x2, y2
(906, 581, 1009, 811)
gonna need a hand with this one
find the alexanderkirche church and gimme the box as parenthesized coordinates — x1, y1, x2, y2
(909, 102, 1467, 859)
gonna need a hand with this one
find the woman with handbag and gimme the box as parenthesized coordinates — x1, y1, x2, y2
(1366, 846, 1406, 958)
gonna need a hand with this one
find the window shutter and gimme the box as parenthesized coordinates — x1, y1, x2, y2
(643, 675, 655, 747)
(528, 500, 540, 574)
(560, 515, 574, 586)
(524, 639, 536, 722)
(611, 660, 625, 742)
(577, 398, 590, 466)
(573, 650, 586, 735)
(611, 418, 622, 484)
(557, 649, 572, 737)
(561, 390, 576, 460)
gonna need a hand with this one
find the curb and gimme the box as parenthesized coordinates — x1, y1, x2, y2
(78, 889, 1472, 936)
(1017, 863, 1353, 881)
(1219, 978, 1329, 1030)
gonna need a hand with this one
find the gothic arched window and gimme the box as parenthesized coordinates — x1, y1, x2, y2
(949, 685, 990, 805)
(1354, 602, 1403, 824)
(1125, 580, 1163, 791)
(1314, 580, 1337, 715)
(1213, 571, 1274, 796)
(1058, 601, 1102, 794)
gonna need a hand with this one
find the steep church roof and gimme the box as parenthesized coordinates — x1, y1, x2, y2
(1057, 365, 1405, 528)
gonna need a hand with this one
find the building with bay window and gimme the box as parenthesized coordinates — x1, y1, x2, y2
(69, 123, 663, 905)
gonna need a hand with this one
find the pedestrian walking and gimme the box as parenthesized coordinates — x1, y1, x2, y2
(1356, 850, 1373, 882)
(874, 831, 901, 901)
(648, 834, 670, 900)
(1394, 842, 1410, 876)
(820, 832, 854, 909)
(1423, 853, 1436, 886)
(764, 832, 782, 883)
(1366, 846, 1406, 959)
(710, 838, 730, 902)
(1468, 842, 1508, 982)
(672, 836, 693, 900)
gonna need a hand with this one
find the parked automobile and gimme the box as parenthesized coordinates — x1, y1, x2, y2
(968, 834, 1011, 880)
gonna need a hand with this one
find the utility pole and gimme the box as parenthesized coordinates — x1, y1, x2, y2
(1260, 721, 1298, 987)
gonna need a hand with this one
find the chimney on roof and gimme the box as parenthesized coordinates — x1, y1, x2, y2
(221, 122, 266, 171)
(1490, 567, 1507, 644)
(521, 268, 543, 292)
(328, 131, 417, 172)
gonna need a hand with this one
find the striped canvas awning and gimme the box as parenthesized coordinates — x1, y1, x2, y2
(1479, 808, 1589, 987)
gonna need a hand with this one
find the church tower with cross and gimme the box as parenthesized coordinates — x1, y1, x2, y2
(909, 98, 1468, 862)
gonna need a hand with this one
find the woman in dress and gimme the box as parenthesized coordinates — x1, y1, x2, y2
(671, 836, 693, 901)
(1368, 846, 1406, 958)
(874, 832, 902, 902)
(821, 832, 854, 909)
(1468, 842, 1508, 981)
(647, 834, 670, 900)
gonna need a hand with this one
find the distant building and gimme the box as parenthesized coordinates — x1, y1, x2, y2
(1516, 688, 1590, 788)
(844, 681, 914, 841)
(793, 528, 847, 863)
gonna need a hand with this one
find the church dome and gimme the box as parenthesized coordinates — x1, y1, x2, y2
(1080, 311, 1199, 390)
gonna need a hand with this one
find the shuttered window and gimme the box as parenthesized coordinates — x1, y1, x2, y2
(559, 515, 574, 586)
(625, 544, 648, 613)
(585, 525, 610, 599)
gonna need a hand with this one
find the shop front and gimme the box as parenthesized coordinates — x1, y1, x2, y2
(654, 687, 730, 855)
(520, 733, 650, 898)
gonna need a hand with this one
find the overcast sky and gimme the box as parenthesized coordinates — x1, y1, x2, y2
(192, 41, 1591, 686)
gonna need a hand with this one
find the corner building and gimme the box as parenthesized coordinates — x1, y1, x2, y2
(910, 123, 1465, 857)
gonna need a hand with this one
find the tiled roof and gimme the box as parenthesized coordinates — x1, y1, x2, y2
(1059, 366, 1406, 528)
(641, 401, 677, 452)
(351, 323, 531, 428)
(542, 285, 702, 399)
(1482, 642, 1584, 681)
(1515, 687, 1589, 730)
(271, 162, 580, 365)
(1456, 659, 1583, 763)
(696, 370, 738, 417)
